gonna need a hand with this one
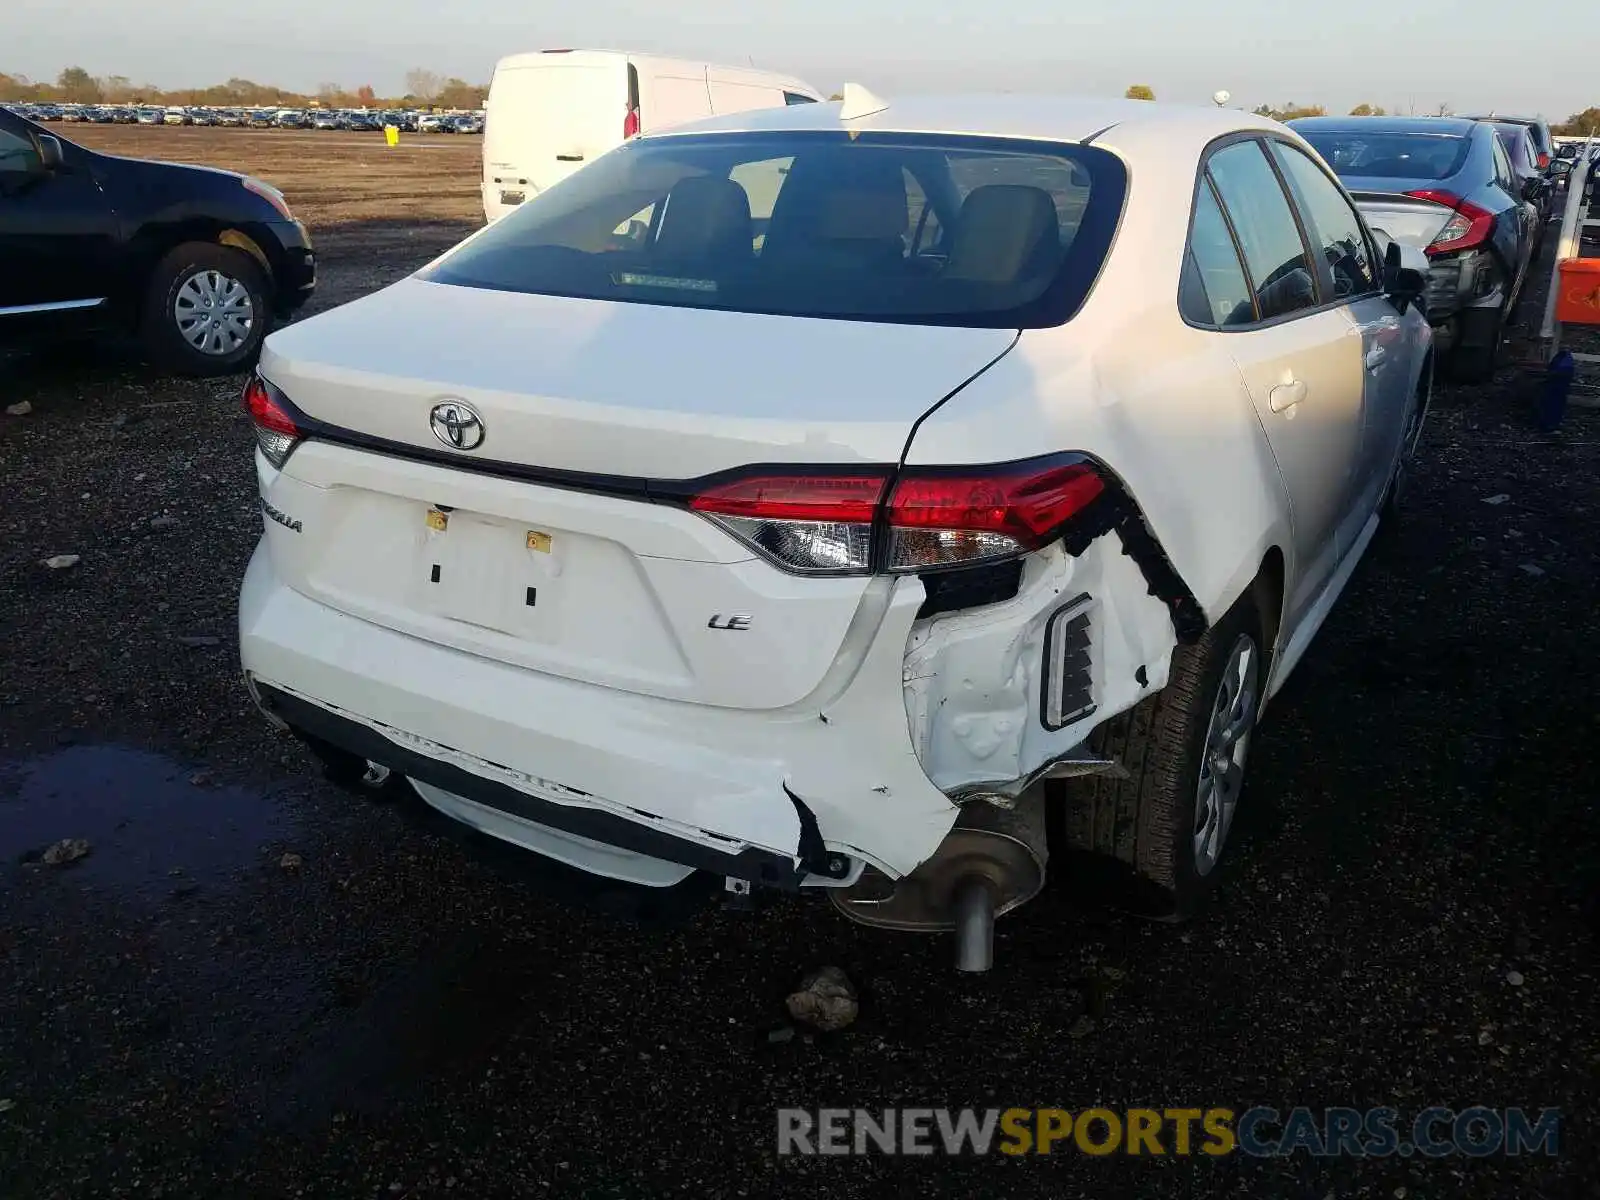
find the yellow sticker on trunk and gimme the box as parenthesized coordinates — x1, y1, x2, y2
(526, 530, 552, 553)
(425, 509, 448, 532)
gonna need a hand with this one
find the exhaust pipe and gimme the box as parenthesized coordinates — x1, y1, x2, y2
(951, 876, 997, 973)
(829, 789, 1049, 973)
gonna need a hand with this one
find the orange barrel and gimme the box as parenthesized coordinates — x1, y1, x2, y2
(1556, 258, 1600, 325)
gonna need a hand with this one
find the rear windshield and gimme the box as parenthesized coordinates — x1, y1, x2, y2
(423, 131, 1126, 328)
(1297, 131, 1471, 181)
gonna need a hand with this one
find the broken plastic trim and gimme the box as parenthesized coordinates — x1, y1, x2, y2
(1057, 485, 1209, 644)
(784, 783, 851, 881)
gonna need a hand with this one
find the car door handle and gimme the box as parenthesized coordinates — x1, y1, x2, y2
(1365, 347, 1387, 371)
(556, 153, 585, 162)
(1269, 376, 1308, 413)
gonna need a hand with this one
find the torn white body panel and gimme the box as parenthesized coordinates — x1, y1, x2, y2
(902, 540, 1175, 795)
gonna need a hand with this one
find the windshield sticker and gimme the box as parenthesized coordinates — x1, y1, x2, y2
(612, 272, 719, 293)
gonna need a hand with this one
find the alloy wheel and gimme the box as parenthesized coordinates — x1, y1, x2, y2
(1193, 634, 1259, 876)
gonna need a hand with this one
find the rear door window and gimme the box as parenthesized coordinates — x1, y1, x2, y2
(1204, 140, 1319, 321)
(422, 130, 1128, 328)
(1491, 136, 1515, 191)
(1182, 179, 1256, 327)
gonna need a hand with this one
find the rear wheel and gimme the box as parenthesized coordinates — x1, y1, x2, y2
(141, 242, 271, 377)
(1063, 592, 1265, 919)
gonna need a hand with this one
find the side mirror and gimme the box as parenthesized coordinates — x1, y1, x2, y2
(1522, 176, 1544, 202)
(36, 134, 65, 173)
(1382, 240, 1427, 315)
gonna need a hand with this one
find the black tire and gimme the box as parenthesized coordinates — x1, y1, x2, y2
(1062, 592, 1266, 920)
(1445, 307, 1502, 384)
(140, 242, 272, 377)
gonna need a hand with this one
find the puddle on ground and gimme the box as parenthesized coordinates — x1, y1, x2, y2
(0, 744, 292, 897)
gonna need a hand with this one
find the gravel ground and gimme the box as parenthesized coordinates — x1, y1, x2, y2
(1, 140, 1598, 1198)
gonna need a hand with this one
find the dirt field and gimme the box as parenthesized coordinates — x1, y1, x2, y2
(2, 131, 1599, 1198)
(62, 125, 485, 228)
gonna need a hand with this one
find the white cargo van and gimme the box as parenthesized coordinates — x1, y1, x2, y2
(481, 49, 822, 222)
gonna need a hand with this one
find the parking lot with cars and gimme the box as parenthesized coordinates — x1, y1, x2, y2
(7, 101, 483, 134)
(2, 119, 1600, 1197)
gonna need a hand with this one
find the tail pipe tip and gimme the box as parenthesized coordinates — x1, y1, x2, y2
(952, 874, 998, 974)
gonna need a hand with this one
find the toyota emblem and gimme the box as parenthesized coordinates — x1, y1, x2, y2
(429, 401, 485, 451)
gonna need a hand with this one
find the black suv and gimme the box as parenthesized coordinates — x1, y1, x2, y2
(0, 108, 315, 376)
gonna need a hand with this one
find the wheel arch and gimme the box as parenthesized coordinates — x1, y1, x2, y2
(125, 221, 277, 322)
(1249, 544, 1285, 664)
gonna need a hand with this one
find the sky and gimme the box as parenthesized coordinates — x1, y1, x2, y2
(6, 0, 1593, 119)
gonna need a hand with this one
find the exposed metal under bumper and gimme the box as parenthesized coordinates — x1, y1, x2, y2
(945, 744, 1121, 808)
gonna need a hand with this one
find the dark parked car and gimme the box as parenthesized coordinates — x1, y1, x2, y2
(0, 109, 316, 376)
(1461, 113, 1554, 173)
(246, 110, 276, 128)
(1483, 122, 1553, 239)
(1291, 115, 1537, 381)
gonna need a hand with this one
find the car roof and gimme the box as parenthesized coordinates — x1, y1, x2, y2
(1461, 113, 1546, 126)
(1289, 115, 1480, 136)
(644, 94, 1281, 151)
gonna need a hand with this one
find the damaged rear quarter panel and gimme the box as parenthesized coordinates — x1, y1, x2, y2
(904, 540, 1176, 792)
(898, 299, 1291, 793)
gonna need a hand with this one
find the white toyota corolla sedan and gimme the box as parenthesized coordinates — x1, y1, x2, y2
(239, 91, 1433, 969)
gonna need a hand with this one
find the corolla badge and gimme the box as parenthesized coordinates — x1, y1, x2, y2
(429, 401, 485, 451)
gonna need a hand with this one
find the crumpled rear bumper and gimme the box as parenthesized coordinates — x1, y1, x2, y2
(239, 541, 962, 886)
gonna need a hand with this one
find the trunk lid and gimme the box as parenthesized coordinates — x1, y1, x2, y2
(256, 279, 1015, 710)
(1346, 185, 1458, 251)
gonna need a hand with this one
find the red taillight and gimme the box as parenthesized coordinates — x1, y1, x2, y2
(885, 460, 1105, 571)
(689, 472, 888, 572)
(1404, 190, 1493, 255)
(1537, 151, 1550, 169)
(623, 106, 640, 138)
(690, 473, 887, 524)
(243, 374, 301, 467)
(686, 458, 1105, 575)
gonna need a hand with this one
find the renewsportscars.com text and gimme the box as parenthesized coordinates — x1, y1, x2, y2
(776, 1106, 1561, 1158)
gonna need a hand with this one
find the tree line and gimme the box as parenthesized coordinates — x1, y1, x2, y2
(1123, 87, 1600, 133)
(0, 66, 486, 110)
